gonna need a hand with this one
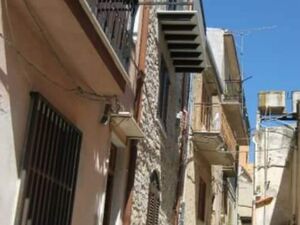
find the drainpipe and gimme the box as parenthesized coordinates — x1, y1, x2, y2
(294, 100, 300, 225)
(290, 102, 299, 225)
(287, 102, 298, 225)
(292, 135, 297, 225)
(252, 110, 261, 225)
(173, 75, 190, 225)
(123, 5, 150, 225)
(263, 127, 268, 225)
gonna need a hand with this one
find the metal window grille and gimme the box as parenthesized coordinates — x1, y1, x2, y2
(146, 172, 160, 225)
(20, 93, 82, 225)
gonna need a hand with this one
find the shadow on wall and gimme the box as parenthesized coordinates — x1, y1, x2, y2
(268, 153, 293, 225)
(159, 140, 180, 224)
(0, 0, 33, 177)
(1, 2, 110, 225)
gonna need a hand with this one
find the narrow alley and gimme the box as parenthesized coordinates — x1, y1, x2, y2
(0, 0, 299, 225)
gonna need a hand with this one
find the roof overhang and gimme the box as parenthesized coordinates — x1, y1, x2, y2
(193, 131, 234, 166)
(157, 10, 206, 73)
(110, 112, 144, 139)
(224, 33, 240, 82)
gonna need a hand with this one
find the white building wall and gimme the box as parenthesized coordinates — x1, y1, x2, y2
(206, 28, 226, 91)
(254, 126, 294, 225)
(238, 169, 253, 219)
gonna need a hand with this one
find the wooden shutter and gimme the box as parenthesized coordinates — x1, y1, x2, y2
(103, 144, 118, 225)
(146, 173, 160, 225)
(21, 92, 82, 225)
(198, 178, 206, 221)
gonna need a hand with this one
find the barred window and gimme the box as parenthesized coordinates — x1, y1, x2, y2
(146, 171, 160, 225)
(20, 93, 82, 225)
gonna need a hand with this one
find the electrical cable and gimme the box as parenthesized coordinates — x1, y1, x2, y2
(2, 0, 122, 104)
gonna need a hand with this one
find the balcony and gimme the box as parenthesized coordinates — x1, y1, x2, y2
(84, 0, 138, 70)
(157, 0, 206, 73)
(222, 79, 250, 145)
(192, 103, 237, 166)
(20, 0, 138, 95)
(221, 33, 249, 144)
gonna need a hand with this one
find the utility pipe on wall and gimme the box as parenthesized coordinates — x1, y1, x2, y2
(296, 101, 300, 225)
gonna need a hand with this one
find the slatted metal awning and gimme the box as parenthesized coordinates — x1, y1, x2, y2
(157, 10, 205, 73)
(110, 112, 144, 139)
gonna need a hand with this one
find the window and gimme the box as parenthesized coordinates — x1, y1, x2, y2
(167, 0, 177, 10)
(158, 59, 170, 128)
(20, 93, 82, 225)
(103, 144, 118, 225)
(146, 171, 160, 225)
(198, 177, 206, 221)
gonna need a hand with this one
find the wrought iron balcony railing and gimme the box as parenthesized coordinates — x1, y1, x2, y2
(193, 103, 237, 151)
(192, 103, 236, 166)
(223, 79, 250, 142)
(223, 79, 242, 102)
(193, 103, 237, 153)
(86, 0, 138, 71)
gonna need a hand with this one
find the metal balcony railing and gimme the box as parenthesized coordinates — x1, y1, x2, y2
(223, 79, 242, 102)
(88, 0, 138, 71)
(223, 79, 250, 137)
(163, 0, 193, 10)
(193, 103, 237, 152)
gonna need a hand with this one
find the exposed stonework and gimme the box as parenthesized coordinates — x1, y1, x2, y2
(130, 6, 182, 225)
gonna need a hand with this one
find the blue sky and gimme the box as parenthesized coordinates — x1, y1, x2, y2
(203, 0, 300, 160)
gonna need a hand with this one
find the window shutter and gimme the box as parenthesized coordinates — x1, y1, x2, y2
(146, 172, 160, 225)
(20, 93, 82, 225)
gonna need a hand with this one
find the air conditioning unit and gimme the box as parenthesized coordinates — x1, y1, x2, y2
(292, 91, 300, 113)
(258, 91, 286, 115)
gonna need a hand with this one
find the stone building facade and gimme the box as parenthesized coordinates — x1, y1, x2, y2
(130, 6, 182, 225)
(128, 0, 208, 223)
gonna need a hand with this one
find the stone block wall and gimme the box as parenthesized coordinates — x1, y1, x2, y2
(130, 6, 182, 225)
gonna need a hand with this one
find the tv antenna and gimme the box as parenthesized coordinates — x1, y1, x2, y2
(228, 25, 277, 80)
